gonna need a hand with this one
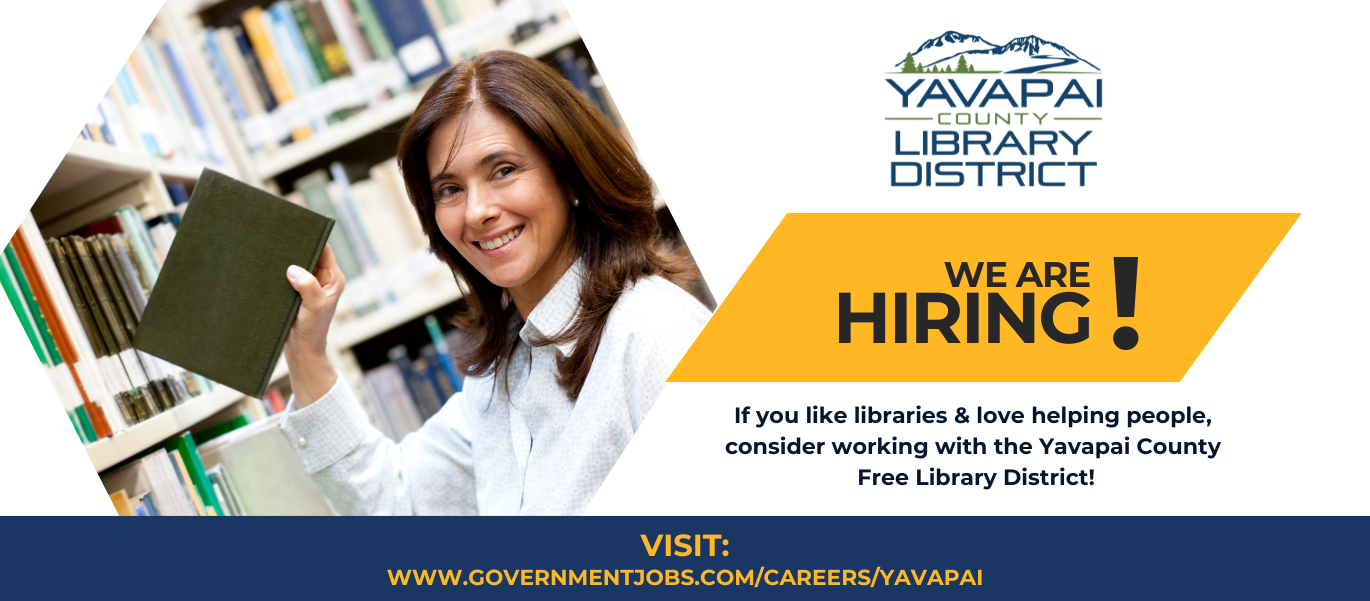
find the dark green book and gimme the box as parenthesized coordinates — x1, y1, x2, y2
(133, 169, 334, 399)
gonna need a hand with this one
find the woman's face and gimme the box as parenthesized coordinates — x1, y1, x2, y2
(427, 106, 574, 300)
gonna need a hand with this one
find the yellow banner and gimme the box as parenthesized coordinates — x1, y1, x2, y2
(671, 214, 1297, 382)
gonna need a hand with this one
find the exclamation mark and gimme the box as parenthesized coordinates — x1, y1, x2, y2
(1113, 257, 1139, 350)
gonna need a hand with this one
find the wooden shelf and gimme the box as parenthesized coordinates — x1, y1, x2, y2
(330, 276, 464, 349)
(84, 357, 288, 472)
(511, 18, 581, 62)
(253, 91, 423, 180)
(38, 140, 211, 208)
(85, 384, 245, 472)
(248, 21, 580, 180)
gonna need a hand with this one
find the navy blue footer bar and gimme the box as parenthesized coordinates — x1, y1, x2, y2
(4, 517, 1364, 599)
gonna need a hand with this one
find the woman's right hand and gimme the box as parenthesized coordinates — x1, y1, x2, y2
(284, 243, 345, 408)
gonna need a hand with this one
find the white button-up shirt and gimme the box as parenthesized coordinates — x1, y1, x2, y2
(280, 261, 711, 515)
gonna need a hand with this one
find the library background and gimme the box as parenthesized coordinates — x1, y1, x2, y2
(7, 0, 706, 516)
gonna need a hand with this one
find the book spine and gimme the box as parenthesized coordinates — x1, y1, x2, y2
(327, 162, 380, 268)
(350, 0, 395, 63)
(73, 405, 97, 442)
(387, 346, 439, 420)
(114, 207, 161, 287)
(232, 25, 279, 112)
(105, 72, 149, 155)
(242, 6, 311, 141)
(98, 93, 132, 150)
(307, 0, 352, 77)
(0, 250, 48, 365)
(176, 433, 223, 517)
(87, 237, 138, 345)
(213, 27, 276, 152)
(424, 314, 462, 394)
(141, 35, 207, 164)
(118, 63, 171, 157)
(169, 449, 207, 516)
(63, 238, 124, 364)
(98, 236, 143, 322)
(14, 230, 114, 437)
(259, 214, 333, 398)
(161, 37, 228, 165)
(291, 0, 335, 81)
(296, 172, 364, 278)
(9, 248, 62, 366)
(268, 1, 327, 133)
(48, 239, 108, 357)
(46, 238, 120, 434)
(129, 38, 197, 163)
(372, 0, 447, 83)
(369, 160, 429, 250)
(323, 0, 372, 65)
(203, 30, 248, 123)
(363, 367, 403, 439)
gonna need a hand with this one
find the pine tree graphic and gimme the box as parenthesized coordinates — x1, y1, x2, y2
(901, 52, 918, 73)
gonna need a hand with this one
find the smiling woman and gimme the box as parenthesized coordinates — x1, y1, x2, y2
(275, 51, 712, 516)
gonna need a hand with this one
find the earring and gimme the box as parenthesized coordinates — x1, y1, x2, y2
(572, 198, 580, 207)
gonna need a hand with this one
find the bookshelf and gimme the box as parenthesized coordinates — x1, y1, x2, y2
(249, 21, 579, 179)
(331, 276, 463, 349)
(37, 140, 213, 227)
(20, 0, 599, 481)
(253, 88, 420, 179)
(83, 358, 288, 472)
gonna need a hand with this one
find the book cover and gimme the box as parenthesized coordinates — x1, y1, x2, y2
(370, 0, 447, 83)
(132, 169, 334, 399)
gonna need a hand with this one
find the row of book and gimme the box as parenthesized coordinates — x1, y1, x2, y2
(284, 158, 448, 319)
(363, 316, 464, 440)
(82, 22, 232, 168)
(2, 202, 214, 444)
(103, 432, 245, 516)
(202, 0, 565, 154)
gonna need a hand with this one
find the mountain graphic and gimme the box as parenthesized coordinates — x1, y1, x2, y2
(907, 31, 999, 67)
(898, 31, 1100, 74)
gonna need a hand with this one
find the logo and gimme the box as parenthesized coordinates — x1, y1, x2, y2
(886, 31, 1103, 188)
(894, 31, 1101, 75)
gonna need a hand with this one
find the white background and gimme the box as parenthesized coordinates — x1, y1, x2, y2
(0, 0, 165, 514)
(0, 1, 1364, 515)
(575, 0, 1369, 514)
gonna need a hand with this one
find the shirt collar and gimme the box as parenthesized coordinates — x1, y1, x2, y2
(518, 258, 583, 357)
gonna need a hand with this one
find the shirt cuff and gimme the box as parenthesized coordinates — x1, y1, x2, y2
(278, 373, 371, 475)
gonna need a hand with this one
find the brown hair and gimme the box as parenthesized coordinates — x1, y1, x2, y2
(397, 50, 690, 400)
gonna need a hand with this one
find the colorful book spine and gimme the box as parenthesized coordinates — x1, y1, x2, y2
(424, 314, 462, 394)
(268, 1, 327, 132)
(370, 0, 447, 83)
(175, 432, 223, 517)
(232, 25, 279, 112)
(242, 6, 311, 142)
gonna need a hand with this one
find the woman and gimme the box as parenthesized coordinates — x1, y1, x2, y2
(277, 51, 711, 515)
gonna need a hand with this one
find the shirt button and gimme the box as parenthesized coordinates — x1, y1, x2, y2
(298, 437, 307, 447)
